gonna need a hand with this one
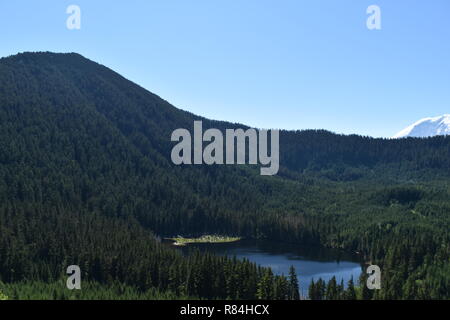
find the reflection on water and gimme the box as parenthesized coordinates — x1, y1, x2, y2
(177, 239, 363, 296)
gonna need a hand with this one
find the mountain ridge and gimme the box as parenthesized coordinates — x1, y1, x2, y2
(1, 51, 450, 181)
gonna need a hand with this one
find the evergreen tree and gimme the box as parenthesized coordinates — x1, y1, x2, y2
(360, 273, 372, 300)
(257, 269, 274, 300)
(325, 276, 338, 300)
(346, 277, 357, 300)
(288, 265, 300, 300)
(308, 280, 316, 300)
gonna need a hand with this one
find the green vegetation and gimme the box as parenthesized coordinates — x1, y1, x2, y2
(0, 52, 448, 300)
(168, 235, 241, 246)
(0, 281, 190, 300)
(0, 289, 8, 300)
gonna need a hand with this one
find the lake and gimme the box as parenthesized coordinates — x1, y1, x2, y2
(176, 239, 363, 296)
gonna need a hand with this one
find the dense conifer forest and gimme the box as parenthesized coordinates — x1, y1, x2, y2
(0, 52, 448, 299)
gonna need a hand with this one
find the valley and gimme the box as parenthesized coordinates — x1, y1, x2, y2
(0, 52, 448, 300)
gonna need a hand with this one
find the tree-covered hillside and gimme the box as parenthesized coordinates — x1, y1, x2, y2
(0, 52, 448, 299)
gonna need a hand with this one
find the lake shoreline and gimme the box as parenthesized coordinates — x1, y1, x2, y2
(163, 236, 366, 263)
(168, 238, 363, 296)
(165, 235, 242, 246)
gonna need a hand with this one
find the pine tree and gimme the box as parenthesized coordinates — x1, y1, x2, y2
(346, 277, 357, 300)
(360, 273, 372, 300)
(257, 269, 274, 300)
(325, 276, 337, 300)
(308, 280, 316, 300)
(288, 265, 300, 300)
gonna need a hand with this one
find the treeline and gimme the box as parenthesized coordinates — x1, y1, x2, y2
(0, 202, 302, 299)
(0, 281, 186, 300)
(280, 130, 450, 181)
(308, 276, 359, 300)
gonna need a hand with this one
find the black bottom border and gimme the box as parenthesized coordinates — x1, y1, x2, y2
(1, 300, 447, 319)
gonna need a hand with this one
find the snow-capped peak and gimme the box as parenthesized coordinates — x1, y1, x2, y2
(392, 114, 450, 138)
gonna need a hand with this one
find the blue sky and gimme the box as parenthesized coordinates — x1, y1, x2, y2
(1, 0, 449, 137)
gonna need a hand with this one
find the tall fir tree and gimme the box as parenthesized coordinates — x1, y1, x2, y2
(288, 265, 300, 300)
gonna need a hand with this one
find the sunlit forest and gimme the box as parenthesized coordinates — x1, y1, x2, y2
(0, 52, 448, 300)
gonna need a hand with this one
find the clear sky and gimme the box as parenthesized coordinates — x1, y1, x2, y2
(1, 0, 449, 137)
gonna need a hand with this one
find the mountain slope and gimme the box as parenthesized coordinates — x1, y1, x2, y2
(0, 52, 448, 300)
(393, 115, 450, 138)
(3, 52, 450, 183)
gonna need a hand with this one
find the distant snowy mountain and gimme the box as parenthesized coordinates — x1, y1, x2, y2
(392, 115, 450, 138)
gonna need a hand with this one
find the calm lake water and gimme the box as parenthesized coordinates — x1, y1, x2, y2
(176, 239, 363, 296)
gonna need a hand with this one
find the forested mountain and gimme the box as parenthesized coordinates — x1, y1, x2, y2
(0, 52, 448, 300)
